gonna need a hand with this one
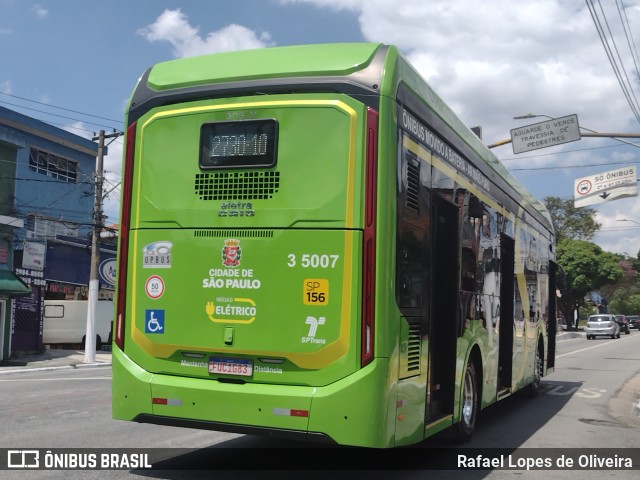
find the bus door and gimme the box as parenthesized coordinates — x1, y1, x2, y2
(426, 195, 458, 421)
(498, 233, 515, 393)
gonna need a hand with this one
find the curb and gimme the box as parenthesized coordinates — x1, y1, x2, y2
(556, 331, 584, 341)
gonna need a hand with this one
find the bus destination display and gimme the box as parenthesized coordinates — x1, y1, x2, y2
(200, 119, 278, 168)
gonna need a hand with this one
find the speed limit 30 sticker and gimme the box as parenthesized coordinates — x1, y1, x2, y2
(145, 275, 165, 299)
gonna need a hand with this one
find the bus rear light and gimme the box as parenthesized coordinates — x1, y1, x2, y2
(152, 397, 182, 406)
(361, 107, 378, 368)
(272, 408, 309, 417)
(115, 122, 137, 351)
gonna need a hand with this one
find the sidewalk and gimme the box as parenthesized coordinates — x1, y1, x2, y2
(556, 328, 584, 340)
(0, 347, 112, 375)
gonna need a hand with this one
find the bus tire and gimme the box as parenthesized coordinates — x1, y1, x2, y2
(82, 335, 103, 351)
(456, 360, 479, 443)
(527, 340, 544, 397)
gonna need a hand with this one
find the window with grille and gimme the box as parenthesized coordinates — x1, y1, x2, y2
(29, 148, 78, 183)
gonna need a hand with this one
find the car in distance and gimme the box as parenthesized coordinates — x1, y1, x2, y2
(627, 315, 640, 330)
(585, 314, 620, 340)
(614, 314, 631, 335)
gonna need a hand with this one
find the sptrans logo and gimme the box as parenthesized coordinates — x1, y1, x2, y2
(222, 239, 242, 267)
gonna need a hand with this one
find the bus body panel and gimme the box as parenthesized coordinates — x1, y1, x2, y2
(114, 42, 556, 448)
(146, 43, 381, 91)
(131, 96, 365, 230)
(126, 228, 362, 384)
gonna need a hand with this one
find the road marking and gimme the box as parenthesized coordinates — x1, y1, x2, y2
(541, 383, 606, 398)
(0, 376, 111, 382)
(557, 333, 638, 358)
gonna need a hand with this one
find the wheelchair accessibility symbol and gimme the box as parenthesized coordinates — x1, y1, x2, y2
(145, 309, 165, 334)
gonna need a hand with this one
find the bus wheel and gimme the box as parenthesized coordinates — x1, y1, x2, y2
(456, 360, 478, 443)
(527, 341, 544, 397)
(82, 335, 103, 351)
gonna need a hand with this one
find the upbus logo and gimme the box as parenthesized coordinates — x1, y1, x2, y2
(222, 239, 242, 267)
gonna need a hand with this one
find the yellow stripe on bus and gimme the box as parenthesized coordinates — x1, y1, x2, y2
(129, 100, 359, 369)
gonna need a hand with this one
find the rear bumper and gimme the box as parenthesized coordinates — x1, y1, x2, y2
(112, 346, 392, 447)
(584, 326, 617, 336)
(133, 413, 335, 444)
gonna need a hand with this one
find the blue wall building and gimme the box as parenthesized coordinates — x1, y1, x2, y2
(0, 106, 115, 358)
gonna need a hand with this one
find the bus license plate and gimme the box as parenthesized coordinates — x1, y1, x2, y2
(208, 357, 253, 376)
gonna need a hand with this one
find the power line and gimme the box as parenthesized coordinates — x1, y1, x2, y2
(0, 99, 122, 130)
(498, 139, 640, 163)
(0, 90, 121, 123)
(510, 159, 638, 172)
(587, 0, 640, 124)
(617, 0, 640, 84)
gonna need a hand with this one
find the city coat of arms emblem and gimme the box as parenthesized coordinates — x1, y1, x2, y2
(222, 239, 241, 267)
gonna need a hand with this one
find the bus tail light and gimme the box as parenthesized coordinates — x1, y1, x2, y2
(115, 122, 137, 351)
(361, 107, 378, 367)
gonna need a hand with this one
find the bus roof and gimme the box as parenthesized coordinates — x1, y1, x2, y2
(130, 42, 553, 232)
(147, 43, 381, 90)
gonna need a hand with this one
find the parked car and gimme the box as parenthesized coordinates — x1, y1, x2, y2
(584, 314, 620, 340)
(627, 315, 640, 330)
(614, 315, 631, 335)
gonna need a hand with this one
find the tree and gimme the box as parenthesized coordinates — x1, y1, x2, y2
(600, 258, 640, 314)
(555, 239, 623, 322)
(543, 196, 601, 242)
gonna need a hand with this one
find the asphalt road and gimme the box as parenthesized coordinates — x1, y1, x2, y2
(0, 331, 638, 479)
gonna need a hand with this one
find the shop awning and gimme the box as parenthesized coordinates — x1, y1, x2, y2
(0, 270, 32, 297)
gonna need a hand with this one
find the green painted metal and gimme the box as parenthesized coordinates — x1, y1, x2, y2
(113, 42, 553, 448)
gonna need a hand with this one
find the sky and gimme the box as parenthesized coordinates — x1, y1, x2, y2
(1, 0, 640, 256)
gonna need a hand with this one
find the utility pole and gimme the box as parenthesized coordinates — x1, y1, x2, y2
(85, 129, 121, 363)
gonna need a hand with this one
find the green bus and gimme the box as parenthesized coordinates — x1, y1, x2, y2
(112, 42, 557, 448)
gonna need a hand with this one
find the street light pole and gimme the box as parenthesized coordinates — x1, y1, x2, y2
(616, 218, 640, 227)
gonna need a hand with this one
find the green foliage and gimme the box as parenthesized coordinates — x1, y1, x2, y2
(609, 291, 640, 315)
(543, 196, 601, 242)
(600, 258, 640, 314)
(556, 238, 623, 316)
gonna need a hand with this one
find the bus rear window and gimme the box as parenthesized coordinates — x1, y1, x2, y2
(200, 119, 278, 169)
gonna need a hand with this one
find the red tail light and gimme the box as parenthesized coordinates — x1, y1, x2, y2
(115, 122, 137, 350)
(362, 107, 378, 367)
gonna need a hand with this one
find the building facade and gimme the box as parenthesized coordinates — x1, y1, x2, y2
(0, 106, 115, 358)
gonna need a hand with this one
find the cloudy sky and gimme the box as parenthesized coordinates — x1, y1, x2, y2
(1, 0, 640, 254)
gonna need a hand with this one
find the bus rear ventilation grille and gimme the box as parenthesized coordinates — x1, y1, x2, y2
(194, 230, 274, 239)
(195, 171, 280, 201)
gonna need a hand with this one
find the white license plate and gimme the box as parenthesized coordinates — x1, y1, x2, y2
(208, 357, 253, 376)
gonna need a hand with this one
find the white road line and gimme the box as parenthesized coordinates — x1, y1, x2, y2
(0, 376, 111, 382)
(557, 333, 639, 358)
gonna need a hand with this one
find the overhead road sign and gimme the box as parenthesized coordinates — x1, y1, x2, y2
(510, 114, 581, 154)
(574, 166, 637, 208)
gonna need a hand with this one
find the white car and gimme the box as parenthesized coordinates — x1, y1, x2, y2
(584, 314, 620, 340)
